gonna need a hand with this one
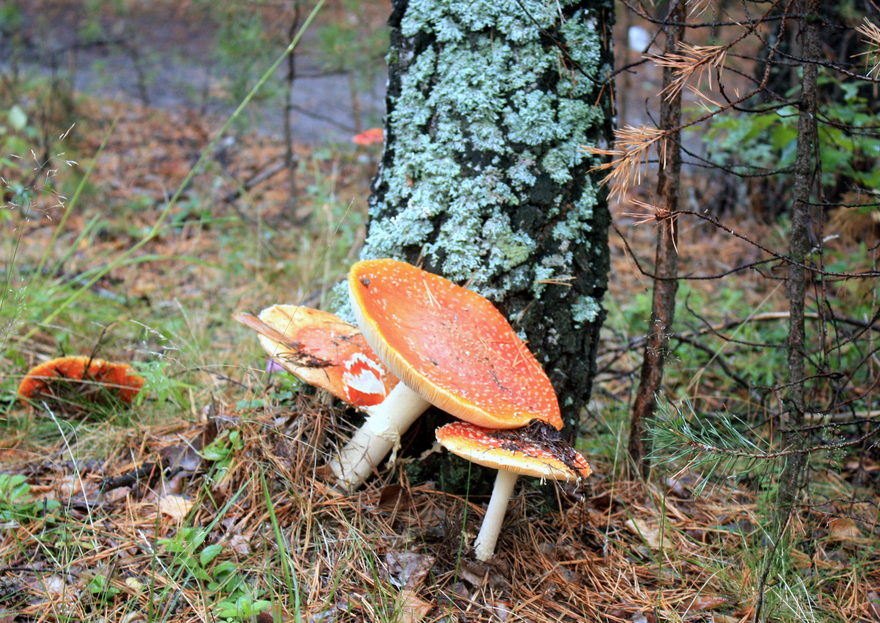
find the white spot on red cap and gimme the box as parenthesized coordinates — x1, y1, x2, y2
(342, 352, 387, 406)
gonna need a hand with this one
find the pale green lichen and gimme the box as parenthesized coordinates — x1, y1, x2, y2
(553, 180, 598, 241)
(363, 2, 608, 305)
(482, 212, 534, 270)
(571, 295, 602, 325)
(504, 91, 557, 145)
(531, 253, 573, 299)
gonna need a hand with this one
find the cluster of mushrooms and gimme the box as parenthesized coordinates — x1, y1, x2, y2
(236, 258, 592, 561)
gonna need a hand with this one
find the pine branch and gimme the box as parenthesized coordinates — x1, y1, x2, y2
(670, 423, 880, 460)
(855, 18, 880, 78)
(651, 42, 726, 100)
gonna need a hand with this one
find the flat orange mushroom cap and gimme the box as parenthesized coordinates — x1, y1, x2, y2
(349, 259, 563, 430)
(436, 421, 592, 481)
(18, 356, 144, 405)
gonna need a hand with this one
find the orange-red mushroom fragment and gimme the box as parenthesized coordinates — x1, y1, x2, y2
(18, 356, 144, 406)
(351, 127, 384, 146)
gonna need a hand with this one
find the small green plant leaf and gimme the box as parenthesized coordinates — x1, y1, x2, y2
(200, 543, 224, 567)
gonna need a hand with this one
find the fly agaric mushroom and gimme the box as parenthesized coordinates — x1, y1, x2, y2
(18, 356, 144, 407)
(237, 304, 431, 490)
(436, 420, 592, 561)
(332, 258, 563, 491)
(234, 305, 398, 407)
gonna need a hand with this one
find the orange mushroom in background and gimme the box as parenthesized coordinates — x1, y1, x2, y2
(351, 127, 384, 146)
(18, 356, 145, 408)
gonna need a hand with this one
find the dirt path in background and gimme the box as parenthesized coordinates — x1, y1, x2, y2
(4, 1, 386, 144)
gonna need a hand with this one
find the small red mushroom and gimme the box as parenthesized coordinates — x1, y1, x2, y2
(237, 304, 428, 490)
(234, 305, 398, 407)
(436, 420, 592, 561)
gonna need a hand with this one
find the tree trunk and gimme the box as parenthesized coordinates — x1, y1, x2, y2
(283, 1, 301, 217)
(627, 0, 684, 476)
(777, 0, 820, 521)
(361, 1, 614, 460)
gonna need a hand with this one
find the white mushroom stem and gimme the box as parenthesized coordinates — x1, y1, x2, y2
(328, 382, 430, 491)
(473, 469, 519, 562)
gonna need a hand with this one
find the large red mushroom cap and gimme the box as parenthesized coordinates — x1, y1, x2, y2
(436, 421, 592, 481)
(18, 356, 144, 405)
(348, 259, 563, 430)
(235, 304, 398, 407)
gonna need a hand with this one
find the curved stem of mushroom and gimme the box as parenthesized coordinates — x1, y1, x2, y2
(328, 382, 430, 491)
(473, 469, 518, 562)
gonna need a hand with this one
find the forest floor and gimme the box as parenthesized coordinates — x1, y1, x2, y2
(2, 7, 880, 619)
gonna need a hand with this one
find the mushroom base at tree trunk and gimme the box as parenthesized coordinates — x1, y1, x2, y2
(353, 1, 615, 484)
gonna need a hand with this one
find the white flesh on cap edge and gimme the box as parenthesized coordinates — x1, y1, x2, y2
(328, 382, 430, 491)
(473, 469, 519, 561)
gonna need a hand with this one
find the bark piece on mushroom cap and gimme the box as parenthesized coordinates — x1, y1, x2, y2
(349, 258, 563, 430)
(436, 421, 592, 482)
(436, 420, 591, 561)
(234, 305, 398, 408)
(18, 356, 144, 406)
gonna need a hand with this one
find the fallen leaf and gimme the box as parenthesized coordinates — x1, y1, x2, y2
(159, 442, 203, 472)
(386, 551, 435, 589)
(867, 591, 880, 620)
(377, 484, 412, 509)
(488, 600, 513, 621)
(690, 595, 727, 611)
(664, 475, 691, 498)
(229, 533, 252, 556)
(827, 517, 862, 541)
(625, 518, 666, 549)
(125, 577, 144, 592)
(396, 589, 433, 623)
(459, 561, 487, 587)
(44, 575, 65, 595)
(103, 486, 131, 503)
(158, 494, 193, 520)
(458, 560, 506, 589)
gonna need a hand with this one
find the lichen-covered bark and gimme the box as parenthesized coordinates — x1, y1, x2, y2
(361, 0, 614, 439)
